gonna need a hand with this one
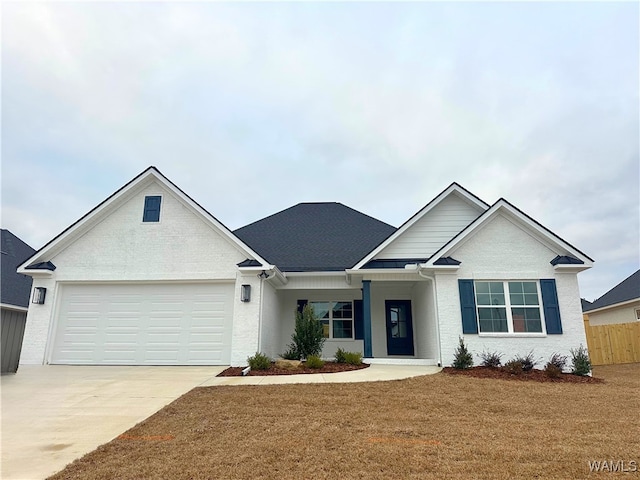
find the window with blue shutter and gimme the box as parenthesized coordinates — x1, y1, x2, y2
(143, 196, 162, 222)
(540, 279, 563, 334)
(458, 279, 479, 334)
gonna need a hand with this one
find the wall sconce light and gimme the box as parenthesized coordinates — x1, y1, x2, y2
(240, 284, 251, 302)
(32, 287, 47, 305)
(258, 270, 270, 280)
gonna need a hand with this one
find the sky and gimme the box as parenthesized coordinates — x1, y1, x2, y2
(2, 1, 638, 302)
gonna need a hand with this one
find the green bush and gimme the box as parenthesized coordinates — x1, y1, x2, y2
(305, 355, 325, 369)
(334, 348, 362, 365)
(452, 337, 473, 369)
(544, 363, 563, 378)
(503, 360, 523, 375)
(281, 347, 299, 360)
(247, 352, 271, 370)
(284, 304, 326, 360)
(512, 351, 538, 371)
(545, 353, 568, 371)
(570, 344, 591, 376)
(479, 351, 503, 368)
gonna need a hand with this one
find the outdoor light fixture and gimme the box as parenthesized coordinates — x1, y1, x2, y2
(240, 284, 251, 302)
(32, 287, 47, 305)
(258, 270, 270, 280)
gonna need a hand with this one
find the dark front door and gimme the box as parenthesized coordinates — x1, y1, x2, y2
(385, 300, 414, 356)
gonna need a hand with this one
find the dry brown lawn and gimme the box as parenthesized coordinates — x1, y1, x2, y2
(49, 364, 640, 480)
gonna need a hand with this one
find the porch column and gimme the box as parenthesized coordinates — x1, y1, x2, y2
(362, 280, 372, 357)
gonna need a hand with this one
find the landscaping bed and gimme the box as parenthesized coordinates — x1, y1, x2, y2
(218, 361, 369, 376)
(442, 366, 604, 383)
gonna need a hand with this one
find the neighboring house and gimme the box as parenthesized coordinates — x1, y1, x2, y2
(18, 167, 593, 367)
(1, 230, 36, 373)
(583, 270, 640, 326)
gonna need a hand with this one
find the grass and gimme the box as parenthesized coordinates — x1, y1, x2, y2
(48, 364, 639, 480)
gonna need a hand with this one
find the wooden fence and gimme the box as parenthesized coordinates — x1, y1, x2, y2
(583, 315, 640, 366)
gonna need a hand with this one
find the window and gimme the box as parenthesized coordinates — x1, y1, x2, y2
(310, 301, 353, 339)
(475, 281, 543, 334)
(143, 195, 162, 222)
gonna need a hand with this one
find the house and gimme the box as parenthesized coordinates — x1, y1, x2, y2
(1, 230, 36, 373)
(582, 270, 640, 325)
(18, 167, 593, 367)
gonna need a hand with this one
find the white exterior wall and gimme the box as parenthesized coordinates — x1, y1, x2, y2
(436, 214, 588, 367)
(586, 302, 640, 326)
(376, 194, 482, 259)
(21, 180, 252, 365)
(412, 280, 439, 360)
(277, 289, 363, 359)
(259, 280, 281, 359)
(230, 274, 262, 366)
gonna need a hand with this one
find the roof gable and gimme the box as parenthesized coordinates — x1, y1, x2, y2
(585, 270, 640, 311)
(18, 167, 269, 273)
(1, 230, 36, 308)
(234, 203, 396, 272)
(422, 198, 594, 269)
(353, 183, 488, 269)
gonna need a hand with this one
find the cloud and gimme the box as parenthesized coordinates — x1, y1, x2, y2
(1, 1, 638, 300)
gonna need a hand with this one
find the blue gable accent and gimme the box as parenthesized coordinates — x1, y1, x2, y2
(433, 256, 461, 266)
(143, 196, 161, 222)
(362, 258, 427, 269)
(25, 261, 56, 271)
(237, 259, 262, 267)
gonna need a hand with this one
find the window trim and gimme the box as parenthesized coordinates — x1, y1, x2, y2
(474, 280, 548, 336)
(142, 195, 163, 223)
(309, 300, 355, 340)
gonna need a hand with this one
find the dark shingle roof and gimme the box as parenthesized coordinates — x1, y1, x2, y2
(234, 203, 396, 272)
(1, 230, 36, 308)
(362, 258, 428, 269)
(551, 255, 584, 265)
(584, 270, 640, 311)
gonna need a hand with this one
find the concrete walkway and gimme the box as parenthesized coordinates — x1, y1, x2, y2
(1, 364, 439, 479)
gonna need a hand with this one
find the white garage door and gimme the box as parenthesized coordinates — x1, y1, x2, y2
(51, 283, 234, 365)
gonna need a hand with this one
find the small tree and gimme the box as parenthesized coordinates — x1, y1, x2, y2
(452, 337, 474, 369)
(285, 304, 326, 360)
(570, 344, 591, 376)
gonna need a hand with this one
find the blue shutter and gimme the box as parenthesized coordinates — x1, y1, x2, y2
(143, 196, 161, 222)
(458, 280, 478, 334)
(353, 300, 364, 340)
(540, 279, 562, 334)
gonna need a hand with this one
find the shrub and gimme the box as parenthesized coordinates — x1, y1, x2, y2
(512, 351, 538, 371)
(503, 360, 523, 375)
(334, 348, 363, 365)
(305, 355, 325, 369)
(452, 337, 473, 369)
(247, 352, 271, 370)
(546, 353, 568, 371)
(281, 347, 299, 360)
(570, 344, 591, 376)
(284, 304, 326, 360)
(479, 351, 503, 368)
(544, 363, 563, 378)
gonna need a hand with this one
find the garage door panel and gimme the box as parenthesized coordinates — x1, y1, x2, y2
(51, 283, 234, 365)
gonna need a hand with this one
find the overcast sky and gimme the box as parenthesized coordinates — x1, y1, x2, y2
(2, 1, 638, 301)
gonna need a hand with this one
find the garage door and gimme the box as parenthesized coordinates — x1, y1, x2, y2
(50, 283, 234, 365)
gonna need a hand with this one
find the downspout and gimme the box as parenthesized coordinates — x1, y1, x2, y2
(418, 268, 443, 368)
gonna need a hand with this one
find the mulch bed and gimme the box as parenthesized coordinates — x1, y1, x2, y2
(218, 361, 369, 376)
(442, 366, 604, 383)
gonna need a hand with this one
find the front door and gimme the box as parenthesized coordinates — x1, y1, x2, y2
(385, 300, 414, 356)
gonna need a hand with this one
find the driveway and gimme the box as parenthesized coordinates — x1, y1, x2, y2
(1, 365, 223, 480)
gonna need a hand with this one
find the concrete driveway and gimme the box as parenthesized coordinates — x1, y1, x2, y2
(1, 365, 224, 480)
